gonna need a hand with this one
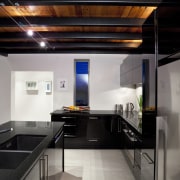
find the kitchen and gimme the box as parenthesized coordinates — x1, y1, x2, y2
(0, 0, 180, 180)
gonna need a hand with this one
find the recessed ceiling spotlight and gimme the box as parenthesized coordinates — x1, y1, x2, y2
(40, 41, 46, 47)
(27, 30, 33, 36)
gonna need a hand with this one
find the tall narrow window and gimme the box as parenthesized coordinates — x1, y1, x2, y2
(74, 60, 89, 106)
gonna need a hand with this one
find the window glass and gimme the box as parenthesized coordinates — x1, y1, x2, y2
(75, 60, 89, 106)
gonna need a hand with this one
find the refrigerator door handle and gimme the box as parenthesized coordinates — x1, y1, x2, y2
(155, 116, 168, 180)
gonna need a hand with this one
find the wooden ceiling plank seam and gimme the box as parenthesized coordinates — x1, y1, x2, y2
(138, 6, 146, 18)
(140, 7, 156, 19)
(121, 6, 132, 18)
(47, 6, 58, 17)
(128, 6, 138, 18)
(75, 6, 83, 17)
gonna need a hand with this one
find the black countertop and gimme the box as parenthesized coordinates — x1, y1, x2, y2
(0, 121, 64, 180)
(51, 110, 119, 116)
(51, 110, 142, 133)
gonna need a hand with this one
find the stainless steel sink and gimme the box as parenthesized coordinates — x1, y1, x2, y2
(0, 134, 46, 152)
(0, 151, 30, 169)
(0, 134, 46, 169)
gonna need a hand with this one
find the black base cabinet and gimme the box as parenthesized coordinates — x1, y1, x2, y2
(51, 113, 122, 149)
(86, 116, 122, 148)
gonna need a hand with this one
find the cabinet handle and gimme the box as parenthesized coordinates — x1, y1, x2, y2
(89, 117, 98, 120)
(110, 120, 113, 132)
(64, 124, 77, 127)
(88, 139, 98, 142)
(118, 119, 121, 133)
(64, 134, 76, 138)
(61, 116, 76, 119)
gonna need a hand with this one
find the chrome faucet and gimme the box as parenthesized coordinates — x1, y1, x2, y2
(0, 128, 13, 134)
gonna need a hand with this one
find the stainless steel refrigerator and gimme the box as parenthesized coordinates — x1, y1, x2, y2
(156, 58, 180, 180)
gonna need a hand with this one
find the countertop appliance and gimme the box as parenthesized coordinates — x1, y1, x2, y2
(126, 103, 134, 112)
(156, 57, 180, 180)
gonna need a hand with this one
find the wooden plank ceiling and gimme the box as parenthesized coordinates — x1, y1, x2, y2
(0, 1, 159, 54)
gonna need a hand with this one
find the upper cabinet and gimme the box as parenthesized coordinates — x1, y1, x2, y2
(120, 54, 156, 108)
(120, 55, 142, 86)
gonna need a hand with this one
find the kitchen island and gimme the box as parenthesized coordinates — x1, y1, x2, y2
(0, 121, 64, 180)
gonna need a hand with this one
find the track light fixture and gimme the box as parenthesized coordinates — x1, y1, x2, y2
(40, 41, 46, 47)
(27, 30, 34, 36)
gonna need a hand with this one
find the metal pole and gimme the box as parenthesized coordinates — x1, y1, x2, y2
(154, 8, 159, 180)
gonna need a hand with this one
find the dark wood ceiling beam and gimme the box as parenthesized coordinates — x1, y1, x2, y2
(0, 42, 141, 48)
(0, 17, 148, 27)
(1, 43, 176, 55)
(1, 0, 161, 6)
(0, 32, 142, 40)
(0, 48, 143, 54)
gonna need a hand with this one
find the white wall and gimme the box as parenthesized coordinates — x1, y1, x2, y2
(11, 71, 53, 121)
(0, 56, 11, 124)
(8, 54, 138, 112)
(90, 55, 137, 110)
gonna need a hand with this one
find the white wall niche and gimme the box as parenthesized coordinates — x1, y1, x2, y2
(11, 71, 53, 121)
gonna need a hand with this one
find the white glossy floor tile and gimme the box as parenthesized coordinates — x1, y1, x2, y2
(63, 149, 135, 180)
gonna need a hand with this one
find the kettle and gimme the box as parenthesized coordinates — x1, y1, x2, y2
(126, 103, 134, 112)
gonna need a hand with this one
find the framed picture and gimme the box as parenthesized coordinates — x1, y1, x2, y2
(26, 81, 38, 91)
(44, 81, 52, 93)
(57, 78, 68, 91)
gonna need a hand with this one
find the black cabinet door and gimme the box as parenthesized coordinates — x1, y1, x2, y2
(86, 116, 104, 147)
(86, 115, 122, 148)
(103, 116, 122, 148)
(65, 116, 89, 148)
